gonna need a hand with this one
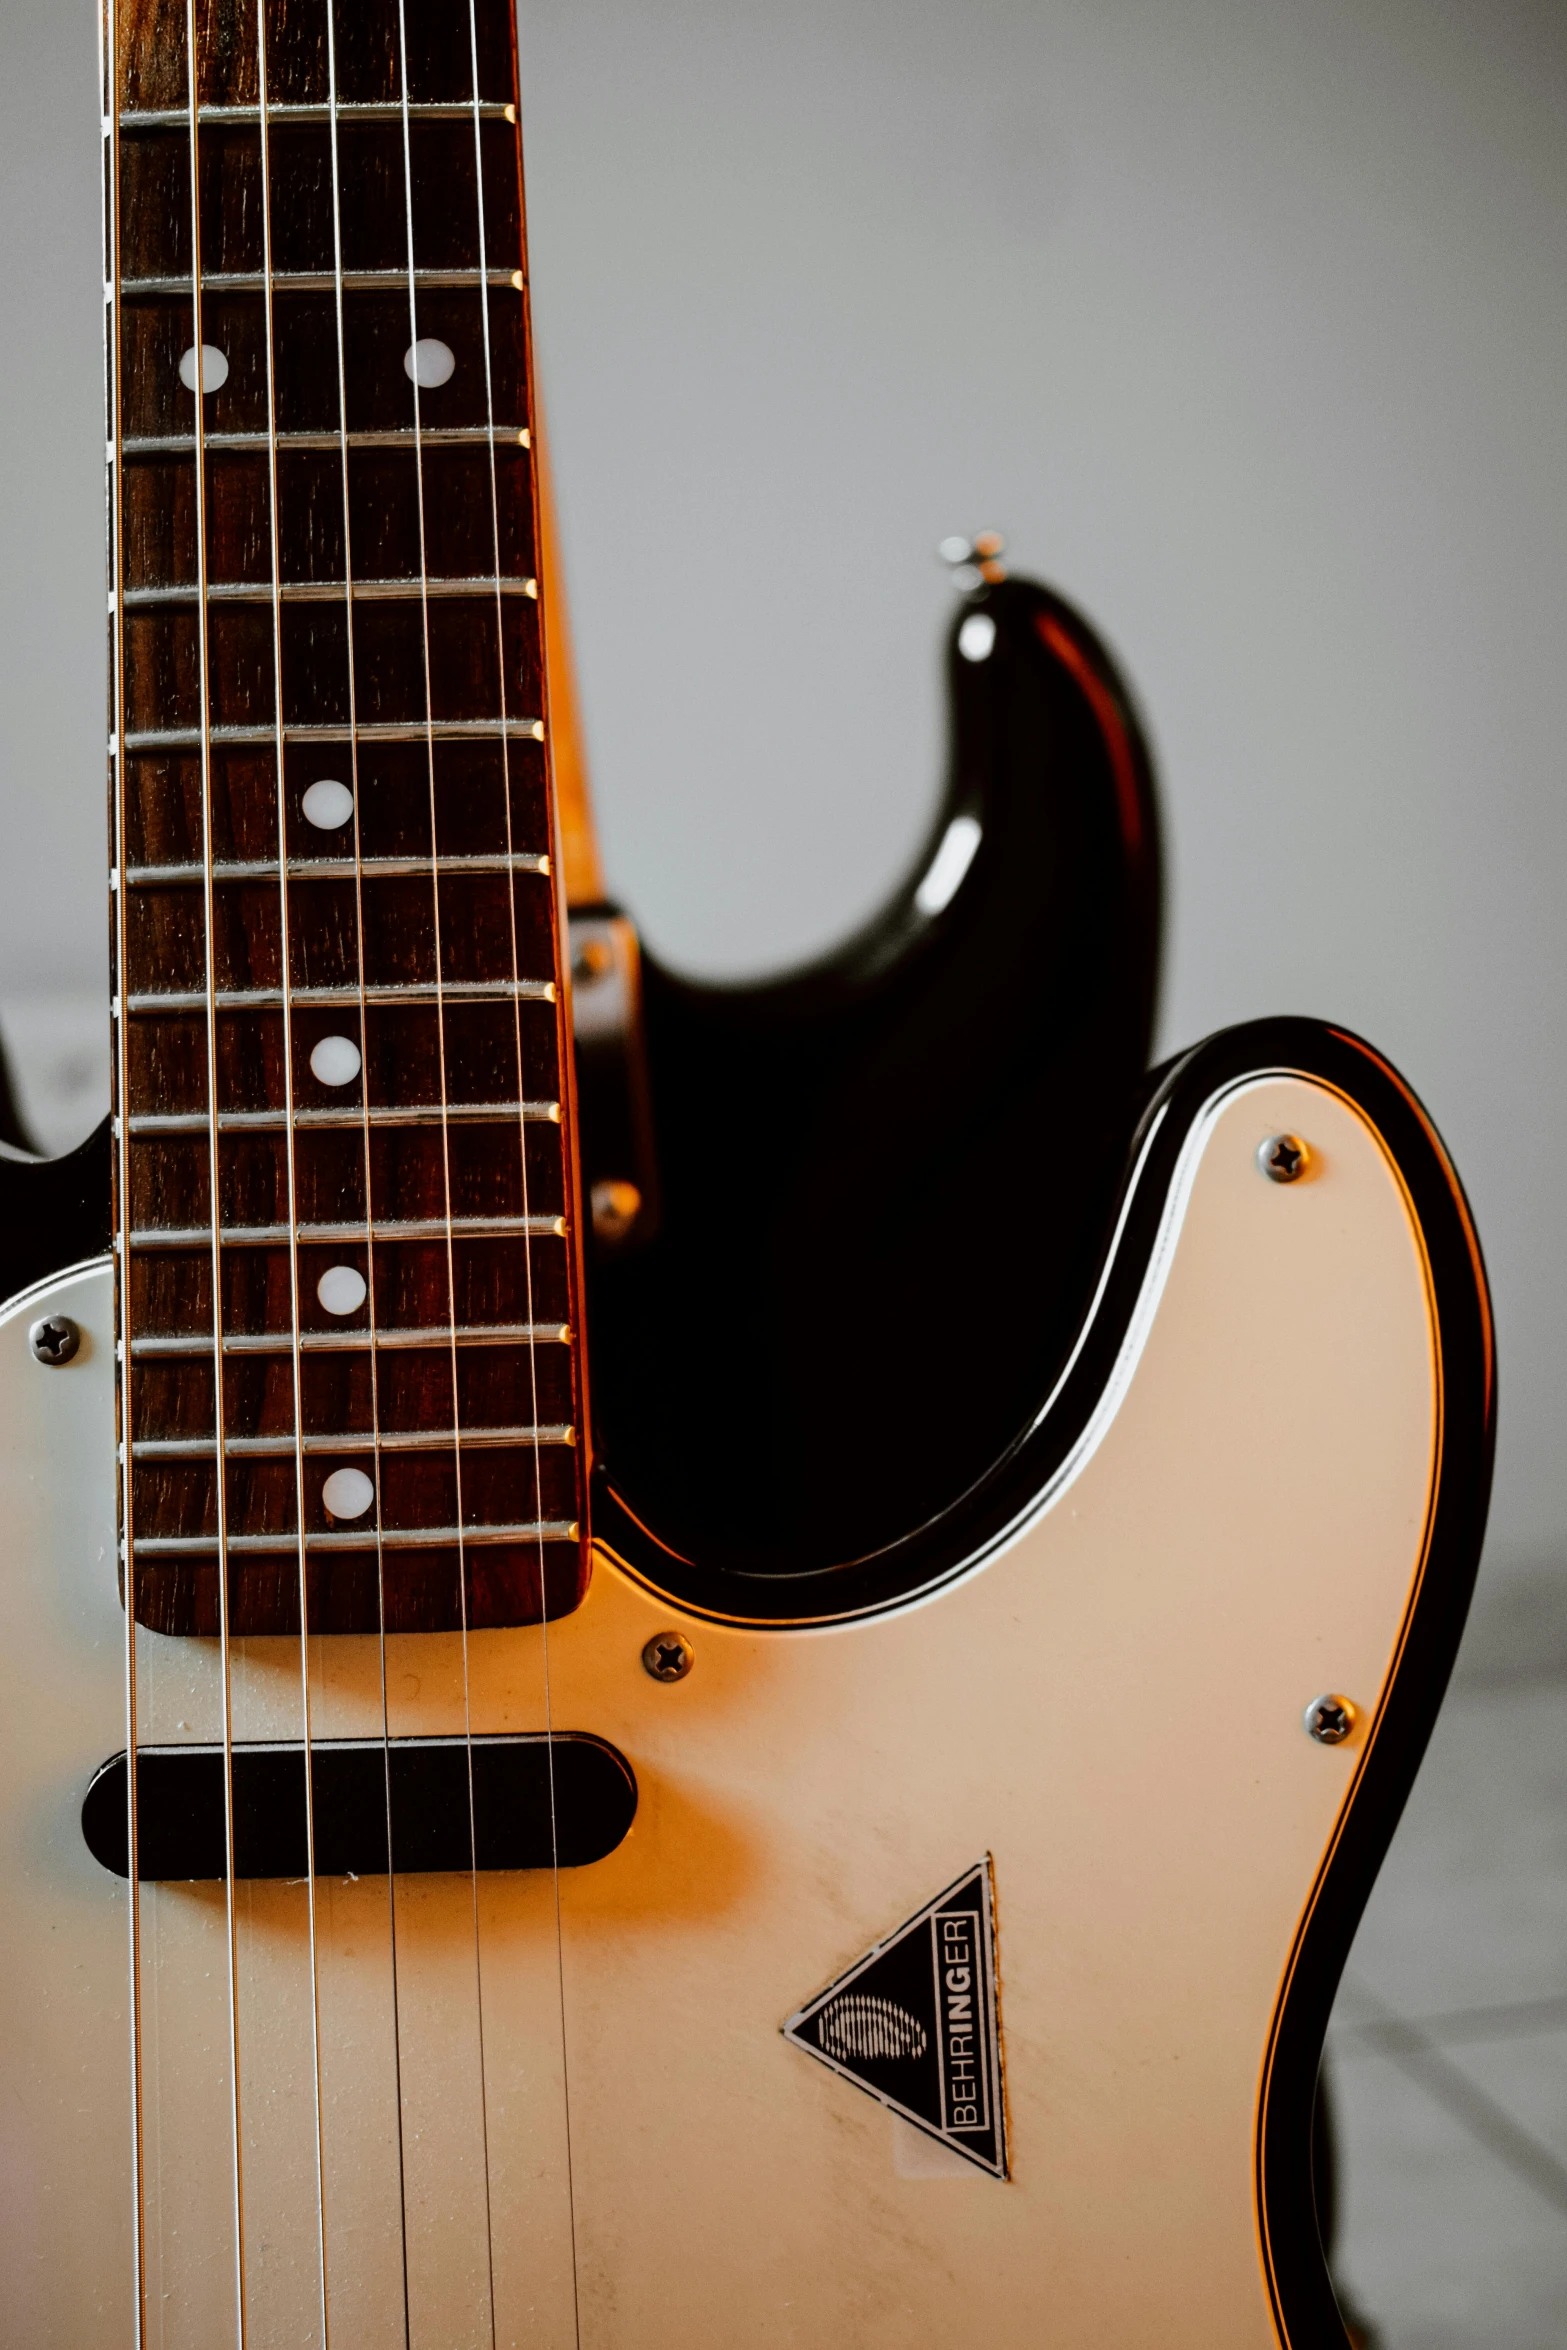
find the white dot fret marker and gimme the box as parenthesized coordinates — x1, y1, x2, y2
(317, 1265, 367, 1316)
(321, 1466, 375, 1521)
(178, 343, 229, 394)
(302, 778, 354, 830)
(957, 612, 996, 662)
(404, 338, 455, 389)
(309, 1034, 361, 1087)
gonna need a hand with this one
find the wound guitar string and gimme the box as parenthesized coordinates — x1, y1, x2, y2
(103, 0, 148, 2338)
(391, 0, 501, 2336)
(252, 4, 333, 2340)
(319, 2, 416, 2335)
(106, 3, 583, 2331)
(463, 4, 585, 2332)
(182, 0, 251, 2335)
(462, 0, 584, 2332)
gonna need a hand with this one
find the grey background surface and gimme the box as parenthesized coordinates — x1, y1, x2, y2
(1, 1, 1564, 2335)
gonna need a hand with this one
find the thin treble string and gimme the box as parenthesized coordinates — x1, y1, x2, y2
(252, 5, 331, 2341)
(393, 7, 500, 2339)
(104, 0, 148, 2333)
(183, 2, 248, 2339)
(466, 11, 583, 2339)
(320, 7, 415, 2340)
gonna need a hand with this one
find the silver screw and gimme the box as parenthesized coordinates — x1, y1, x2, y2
(29, 1315, 80, 1367)
(1304, 1693, 1356, 1745)
(1258, 1133, 1310, 1184)
(642, 1630, 694, 1683)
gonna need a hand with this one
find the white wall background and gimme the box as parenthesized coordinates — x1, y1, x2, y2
(1, 0, 1564, 1570)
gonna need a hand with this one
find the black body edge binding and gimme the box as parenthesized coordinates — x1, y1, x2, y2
(596, 1012, 1494, 2345)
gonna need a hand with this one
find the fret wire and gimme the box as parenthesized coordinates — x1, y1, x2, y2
(107, 10, 572, 1670)
(126, 1523, 578, 1555)
(119, 427, 531, 454)
(121, 981, 557, 1007)
(121, 719, 545, 749)
(129, 1214, 565, 1245)
(112, 100, 519, 129)
(131, 1425, 575, 1457)
(123, 1103, 560, 1132)
(123, 851, 549, 883)
(118, 578, 537, 606)
(115, 269, 521, 296)
(129, 1322, 572, 1356)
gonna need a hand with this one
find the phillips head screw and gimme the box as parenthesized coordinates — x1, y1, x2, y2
(1258, 1133, 1310, 1184)
(642, 1631, 695, 1683)
(1304, 1693, 1356, 1745)
(29, 1315, 80, 1367)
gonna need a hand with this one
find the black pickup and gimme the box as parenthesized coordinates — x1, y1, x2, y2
(82, 1731, 637, 1880)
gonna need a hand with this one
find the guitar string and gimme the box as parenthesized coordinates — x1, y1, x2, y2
(466, 5, 584, 2334)
(104, 0, 149, 2335)
(320, 4, 417, 2339)
(252, 3, 332, 2338)
(393, 3, 502, 2335)
(183, 2, 249, 2337)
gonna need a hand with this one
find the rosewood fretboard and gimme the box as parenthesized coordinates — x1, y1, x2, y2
(106, 0, 588, 1639)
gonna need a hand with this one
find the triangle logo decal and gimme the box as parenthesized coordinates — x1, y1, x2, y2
(783, 1859, 1007, 2178)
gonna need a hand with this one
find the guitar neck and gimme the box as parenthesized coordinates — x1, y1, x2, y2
(105, 0, 588, 1643)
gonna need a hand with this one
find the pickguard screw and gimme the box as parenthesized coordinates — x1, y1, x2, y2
(642, 1630, 694, 1683)
(1259, 1133, 1310, 1184)
(29, 1315, 80, 1367)
(1304, 1693, 1356, 1745)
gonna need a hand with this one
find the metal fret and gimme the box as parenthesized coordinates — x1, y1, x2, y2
(124, 1523, 579, 1556)
(130, 1322, 571, 1357)
(123, 851, 548, 884)
(109, 0, 586, 1644)
(124, 1101, 560, 1134)
(112, 101, 519, 130)
(120, 718, 545, 751)
(116, 269, 521, 298)
(118, 578, 537, 609)
(129, 1213, 565, 1246)
(119, 428, 531, 455)
(122, 979, 555, 1010)
(131, 1424, 574, 1458)
(125, 982, 561, 1010)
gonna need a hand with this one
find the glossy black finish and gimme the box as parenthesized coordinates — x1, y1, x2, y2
(597, 1006, 1493, 2345)
(81, 1730, 638, 1879)
(0, 1116, 112, 1311)
(584, 573, 1162, 1582)
(0, 1029, 39, 1159)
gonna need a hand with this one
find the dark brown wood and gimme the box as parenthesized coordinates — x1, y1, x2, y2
(110, 0, 586, 1638)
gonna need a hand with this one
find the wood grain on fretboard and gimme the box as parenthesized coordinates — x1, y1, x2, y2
(108, 0, 588, 1640)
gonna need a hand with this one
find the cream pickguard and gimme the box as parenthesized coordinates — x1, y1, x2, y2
(0, 1064, 1486, 2347)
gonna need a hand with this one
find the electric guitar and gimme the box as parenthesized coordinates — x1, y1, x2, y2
(0, 2, 1494, 2343)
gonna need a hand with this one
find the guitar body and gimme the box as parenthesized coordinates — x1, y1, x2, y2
(1, 0, 1492, 2337)
(0, 1031, 1491, 2346)
(581, 569, 1162, 1585)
